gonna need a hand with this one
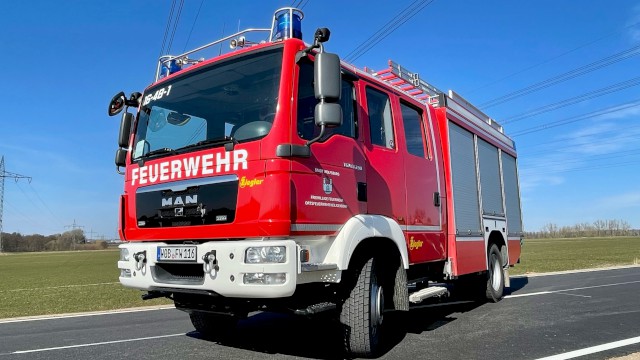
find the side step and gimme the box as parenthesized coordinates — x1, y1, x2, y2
(409, 286, 448, 304)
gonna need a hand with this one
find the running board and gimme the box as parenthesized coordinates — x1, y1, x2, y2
(409, 286, 448, 304)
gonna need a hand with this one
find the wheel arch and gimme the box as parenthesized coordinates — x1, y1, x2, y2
(324, 215, 410, 270)
(487, 230, 508, 267)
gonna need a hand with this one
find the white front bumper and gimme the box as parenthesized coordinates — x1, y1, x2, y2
(118, 240, 298, 298)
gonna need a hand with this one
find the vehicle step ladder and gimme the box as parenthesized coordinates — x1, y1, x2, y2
(408, 286, 448, 304)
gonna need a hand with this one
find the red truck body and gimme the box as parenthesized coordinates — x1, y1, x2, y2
(110, 8, 523, 356)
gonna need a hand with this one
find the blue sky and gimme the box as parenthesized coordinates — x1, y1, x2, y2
(0, 0, 638, 238)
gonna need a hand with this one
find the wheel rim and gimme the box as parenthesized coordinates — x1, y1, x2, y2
(370, 279, 384, 335)
(491, 254, 502, 291)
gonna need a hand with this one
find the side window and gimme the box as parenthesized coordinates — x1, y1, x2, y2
(296, 61, 357, 140)
(366, 87, 395, 149)
(400, 102, 426, 158)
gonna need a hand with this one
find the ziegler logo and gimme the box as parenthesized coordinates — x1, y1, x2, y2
(162, 195, 198, 207)
(239, 176, 264, 188)
(409, 236, 424, 251)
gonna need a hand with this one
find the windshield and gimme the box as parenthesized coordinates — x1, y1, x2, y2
(132, 48, 283, 160)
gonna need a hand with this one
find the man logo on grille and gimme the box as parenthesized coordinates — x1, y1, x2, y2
(175, 207, 184, 217)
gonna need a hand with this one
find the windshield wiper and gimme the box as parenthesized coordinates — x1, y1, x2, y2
(179, 136, 239, 152)
(136, 147, 176, 166)
(144, 147, 176, 158)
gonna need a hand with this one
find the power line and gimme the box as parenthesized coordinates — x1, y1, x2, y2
(510, 98, 640, 136)
(182, 0, 205, 53)
(344, 0, 436, 63)
(27, 182, 66, 227)
(480, 43, 640, 109)
(518, 124, 640, 151)
(523, 160, 640, 176)
(521, 149, 640, 171)
(502, 76, 640, 124)
(159, 0, 177, 57)
(519, 132, 640, 157)
(292, 0, 310, 9)
(344, 0, 424, 62)
(166, 0, 186, 54)
(467, 20, 640, 94)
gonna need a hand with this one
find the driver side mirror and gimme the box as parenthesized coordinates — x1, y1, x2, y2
(108, 92, 126, 116)
(118, 112, 134, 148)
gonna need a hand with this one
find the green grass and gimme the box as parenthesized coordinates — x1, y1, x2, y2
(1, 237, 639, 319)
(0, 250, 169, 319)
(510, 236, 640, 275)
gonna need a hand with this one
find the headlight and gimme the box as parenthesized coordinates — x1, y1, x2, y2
(119, 248, 130, 261)
(245, 246, 286, 264)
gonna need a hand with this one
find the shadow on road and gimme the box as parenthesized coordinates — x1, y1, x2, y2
(187, 312, 345, 359)
(506, 276, 529, 295)
(185, 278, 531, 359)
(185, 303, 485, 359)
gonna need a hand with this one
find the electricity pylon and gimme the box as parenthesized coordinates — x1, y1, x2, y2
(0, 156, 32, 252)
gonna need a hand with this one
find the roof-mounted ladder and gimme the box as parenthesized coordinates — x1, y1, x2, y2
(367, 60, 443, 105)
(367, 60, 505, 135)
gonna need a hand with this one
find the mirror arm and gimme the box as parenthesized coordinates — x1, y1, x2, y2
(116, 166, 125, 175)
(305, 124, 326, 147)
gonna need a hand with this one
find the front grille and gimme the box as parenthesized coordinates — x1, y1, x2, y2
(152, 263, 205, 285)
(136, 176, 238, 228)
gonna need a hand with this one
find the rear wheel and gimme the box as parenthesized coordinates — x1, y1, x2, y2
(485, 244, 505, 302)
(189, 311, 238, 340)
(340, 256, 386, 358)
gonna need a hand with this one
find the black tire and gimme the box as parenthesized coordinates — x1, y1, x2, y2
(485, 244, 505, 302)
(340, 256, 385, 357)
(189, 311, 238, 340)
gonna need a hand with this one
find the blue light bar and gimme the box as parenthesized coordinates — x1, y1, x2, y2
(160, 59, 182, 78)
(272, 8, 303, 41)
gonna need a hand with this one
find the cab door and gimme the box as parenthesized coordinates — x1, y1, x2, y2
(360, 84, 407, 226)
(398, 100, 445, 263)
(290, 60, 366, 231)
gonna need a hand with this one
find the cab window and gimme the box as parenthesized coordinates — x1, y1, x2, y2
(400, 102, 426, 158)
(296, 61, 358, 140)
(366, 87, 395, 149)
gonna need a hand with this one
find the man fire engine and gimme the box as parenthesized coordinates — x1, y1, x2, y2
(108, 7, 523, 357)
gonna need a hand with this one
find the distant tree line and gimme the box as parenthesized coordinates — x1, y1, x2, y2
(524, 219, 639, 239)
(1, 229, 109, 252)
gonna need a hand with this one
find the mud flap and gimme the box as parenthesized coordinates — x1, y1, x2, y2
(504, 267, 510, 288)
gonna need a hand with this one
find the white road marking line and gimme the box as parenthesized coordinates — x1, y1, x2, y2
(511, 265, 640, 278)
(505, 280, 640, 299)
(0, 305, 175, 324)
(12, 333, 185, 354)
(534, 335, 640, 360)
(0, 282, 119, 292)
(555, 293, 592, 299)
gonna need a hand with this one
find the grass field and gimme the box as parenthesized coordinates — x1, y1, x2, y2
(1, 237, 639, 319)
(0, 250, 170, 319)
(510, 236, 640, 275)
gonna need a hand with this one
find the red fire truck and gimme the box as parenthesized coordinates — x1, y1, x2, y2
(108, 7, 523, 357)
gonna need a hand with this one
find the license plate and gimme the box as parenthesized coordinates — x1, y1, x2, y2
(157, 246, 197, 262)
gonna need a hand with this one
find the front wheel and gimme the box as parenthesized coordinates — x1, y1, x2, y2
(485, 244, 505, 302)
(340, 256, 386, 358)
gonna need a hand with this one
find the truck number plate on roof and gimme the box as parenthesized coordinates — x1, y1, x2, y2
(157, 246, 197, 262)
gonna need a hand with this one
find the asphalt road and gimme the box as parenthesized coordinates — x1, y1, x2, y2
(1, 267, 639, 360)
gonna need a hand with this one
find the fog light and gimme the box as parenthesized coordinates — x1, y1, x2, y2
(245, 246, 286, 263)
(243, 272, 286, 285)
(120, 269, 132, 278)
(120, 248, 130, 261)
